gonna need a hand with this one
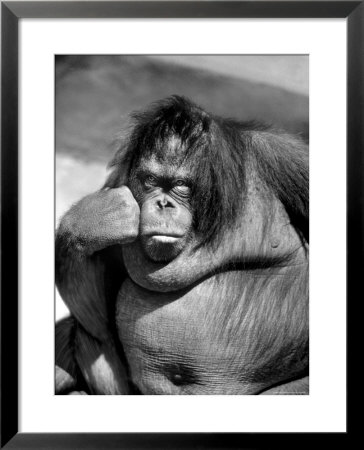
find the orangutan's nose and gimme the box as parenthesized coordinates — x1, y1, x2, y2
(156, 196, 174, 209)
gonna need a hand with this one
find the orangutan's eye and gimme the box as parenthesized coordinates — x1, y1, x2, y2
(175, 179, 187, 187)
(172, 180, 191, 198)
(144, 175, 158, 186)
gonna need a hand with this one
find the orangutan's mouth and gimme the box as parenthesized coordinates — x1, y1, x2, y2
(144, 231, 185, 237)
(141, 234, 186, 263)
(147, 235, 182, 244)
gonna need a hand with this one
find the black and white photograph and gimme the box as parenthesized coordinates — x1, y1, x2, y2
(55, 55, 309, 396)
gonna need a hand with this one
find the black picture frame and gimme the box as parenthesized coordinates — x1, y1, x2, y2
(1, 1, 361, 448)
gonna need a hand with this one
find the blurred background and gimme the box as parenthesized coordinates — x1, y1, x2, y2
(56, 54, 309, 320)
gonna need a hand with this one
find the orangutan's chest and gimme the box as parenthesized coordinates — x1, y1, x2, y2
(115, 276, 257, 394)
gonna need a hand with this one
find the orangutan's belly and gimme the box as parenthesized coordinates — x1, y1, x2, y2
(115, 275, 262, 394)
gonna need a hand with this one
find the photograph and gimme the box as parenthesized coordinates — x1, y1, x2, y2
(55, 54, 309, 395)
(2, 0, 357, 444)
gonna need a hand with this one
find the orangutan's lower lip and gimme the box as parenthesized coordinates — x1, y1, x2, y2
(144, 231, 184, 238)
(148, 235, 181, 244)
